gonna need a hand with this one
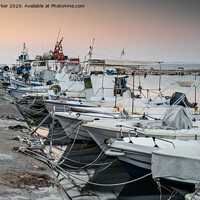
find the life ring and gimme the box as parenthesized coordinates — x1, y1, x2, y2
(53, 87, 59, 94)
(12, 66, 17, 71)
(3, 66, 9, 71)
(52, 85, 61, 94)
(40, 71, 44, 77)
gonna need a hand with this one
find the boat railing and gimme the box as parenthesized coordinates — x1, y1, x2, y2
(116, 124, 147, 138)
(115, 125, 176, 147)
(63, 105, 69, 112)
(127, 129, 138, 143)
(128, 83, 165, 99)
(92, 85, 131, 99)
(92, 87, 114, 98)
(152, 137, 176, 148)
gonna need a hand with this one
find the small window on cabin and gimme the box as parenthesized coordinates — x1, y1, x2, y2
(39, 62, 46, 66)
(84, 77, 92, 89)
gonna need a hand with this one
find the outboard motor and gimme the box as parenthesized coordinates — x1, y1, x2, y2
(170, 92, 197, 108)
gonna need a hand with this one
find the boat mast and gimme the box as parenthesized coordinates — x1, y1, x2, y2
(22, 43, 26, 66)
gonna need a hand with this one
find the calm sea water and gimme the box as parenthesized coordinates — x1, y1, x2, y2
(132, 74, 200, 104)
(59, 159, 184, 200)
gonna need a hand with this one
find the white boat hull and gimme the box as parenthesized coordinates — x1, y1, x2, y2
(55, 114, 92, 141)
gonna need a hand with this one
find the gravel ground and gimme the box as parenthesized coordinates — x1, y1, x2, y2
(0, 90, 69, 200)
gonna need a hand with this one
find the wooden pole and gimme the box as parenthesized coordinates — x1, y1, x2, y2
(195, 74, 197, 104)
(158, 62, 162, 92)
(132, 71, 135, 114)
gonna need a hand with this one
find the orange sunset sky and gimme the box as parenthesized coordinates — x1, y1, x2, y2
(0, 0, 200, 63)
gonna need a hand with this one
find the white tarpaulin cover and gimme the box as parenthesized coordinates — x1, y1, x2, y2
(152, 147, 200, 181)
(162, 105, 192, 130)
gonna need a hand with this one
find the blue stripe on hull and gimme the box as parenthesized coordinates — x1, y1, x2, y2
(128, 156, 151, 165)
(11, 81, 43, 88)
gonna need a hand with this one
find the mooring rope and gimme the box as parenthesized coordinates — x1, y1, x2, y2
(58, 124, 81, 165)
(58, 146, 106, 170)
(48, 120, 82, 139)
(17, 147, 152, 187)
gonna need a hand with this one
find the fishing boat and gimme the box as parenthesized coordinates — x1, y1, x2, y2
(54, 111, 116, 141)
(82, 102, 200, 152)
(0, 65, 11, 87)
(9, 37, 68, 89)
(44, 58, 164, 112)
(52, 101, 169, 145)
(9, 58, 84, 100)
(10, 59, 66, 89)
(51, 78, 198, 149)
(105, 136, 200, 193)
(14, 94, 50, 125)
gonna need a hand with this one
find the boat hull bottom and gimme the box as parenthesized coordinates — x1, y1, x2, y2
(120, 161, 195, 194)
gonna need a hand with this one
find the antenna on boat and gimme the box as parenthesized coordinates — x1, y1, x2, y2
(88, 38, 95, 59)
(56, 29, 61, 44)
(86, 38, 95, 73)
(22, 42, 26, 65)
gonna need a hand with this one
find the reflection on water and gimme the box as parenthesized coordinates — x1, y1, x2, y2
(59, 159, 184, 200)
